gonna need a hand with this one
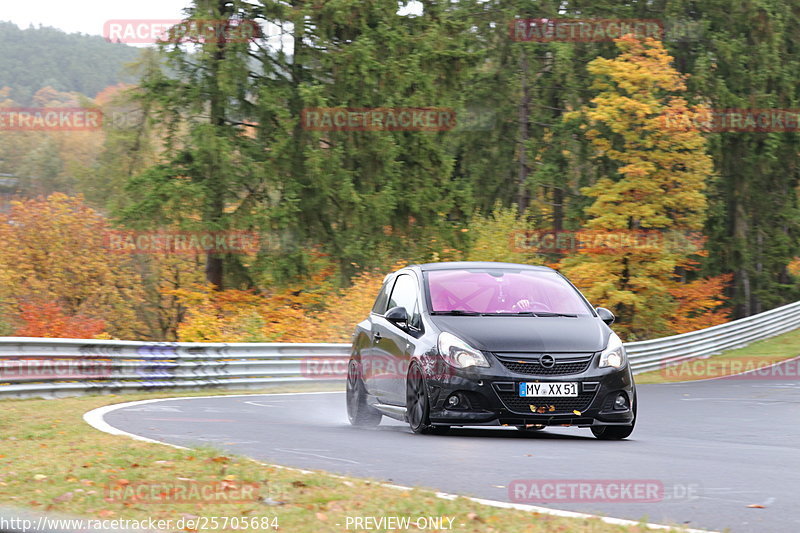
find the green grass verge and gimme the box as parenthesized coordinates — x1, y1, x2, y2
(635, 327, 800, 384)
(0, 386, 696, 533)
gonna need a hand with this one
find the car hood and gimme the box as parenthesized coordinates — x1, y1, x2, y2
(429, 316, 609, 353)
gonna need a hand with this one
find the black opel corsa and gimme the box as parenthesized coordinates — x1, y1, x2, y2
(346, 262, 636, 439)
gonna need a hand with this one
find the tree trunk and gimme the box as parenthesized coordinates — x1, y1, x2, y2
(203, 0, 231, 290)
(517, 51, 530, 212)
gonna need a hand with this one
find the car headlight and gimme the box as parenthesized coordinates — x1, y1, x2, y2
(438, 332, 490, 369)
(599, 332, 626, 369)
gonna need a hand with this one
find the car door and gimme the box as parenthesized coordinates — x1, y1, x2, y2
(360, 277, 392, 398)
(365, 273, 419, 405)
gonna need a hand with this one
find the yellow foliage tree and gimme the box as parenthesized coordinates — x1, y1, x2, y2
(558, 36, 723, 339)
(168, 284, 266, 342)
(466, 203, 542, 264)
(314, 265, 406, 342)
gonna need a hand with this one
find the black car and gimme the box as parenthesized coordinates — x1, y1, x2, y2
(346, 261, 636, 439)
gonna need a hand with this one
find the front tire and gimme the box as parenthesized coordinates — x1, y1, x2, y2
(591, 423, 634, 440)
(516, 424, 546, 433)
(406, 363, 445, 434)
(346, 360, 382, 427)
(592, 391, 636, 440)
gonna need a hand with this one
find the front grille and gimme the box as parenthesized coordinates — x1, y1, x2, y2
(494, 389, 596, 414)
(495, 353, 593, 376)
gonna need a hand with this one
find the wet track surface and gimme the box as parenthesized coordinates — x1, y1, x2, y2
(102, 363, 800, 533)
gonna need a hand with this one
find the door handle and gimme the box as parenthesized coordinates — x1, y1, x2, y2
(373, 332, 382, 342)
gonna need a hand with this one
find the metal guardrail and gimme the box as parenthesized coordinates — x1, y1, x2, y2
(625, 300, 800, 373)
(1, 301, 798, 399)
(0, 340, 349, 399)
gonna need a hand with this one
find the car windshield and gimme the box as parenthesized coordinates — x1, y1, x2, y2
(425, 268, 592, 316)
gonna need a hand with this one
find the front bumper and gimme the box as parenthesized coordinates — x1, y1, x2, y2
(424, 355, 635, 427)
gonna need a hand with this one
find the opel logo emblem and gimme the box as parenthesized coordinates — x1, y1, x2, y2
(539, 354, 556, 368)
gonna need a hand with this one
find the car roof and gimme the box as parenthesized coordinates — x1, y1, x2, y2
(413, 261, 556, 272)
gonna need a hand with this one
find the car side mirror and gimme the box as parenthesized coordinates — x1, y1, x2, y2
(596, 307, 615, 325)
(385, 306, 409, 328)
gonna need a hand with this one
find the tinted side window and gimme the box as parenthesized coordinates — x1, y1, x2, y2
(387, 274, 418, 316)
(387, 274, 422, 332)
(371, 278, 392, 314)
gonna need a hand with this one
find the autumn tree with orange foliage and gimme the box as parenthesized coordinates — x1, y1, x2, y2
(168, 253, 333, 342)
(558, 36, 728, 339)
(15, 301, 106, 338)
(170, 257, 399, 343)
(669, 274, 734, 334)
(0, 194, 145, 338)
(131, 253, 207, 341)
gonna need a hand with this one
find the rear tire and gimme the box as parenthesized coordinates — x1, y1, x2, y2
(346, 360, 382, 427)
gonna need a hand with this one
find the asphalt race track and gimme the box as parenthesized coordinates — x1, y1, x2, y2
(101, 362, 800, 533)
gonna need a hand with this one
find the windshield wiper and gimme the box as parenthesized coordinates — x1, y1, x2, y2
(479, 311, 578, 317)
(430, 310, 481, 316)
(479, 312, 534, 316)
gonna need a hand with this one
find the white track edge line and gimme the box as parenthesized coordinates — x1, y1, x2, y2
(83, 393, 718, 533)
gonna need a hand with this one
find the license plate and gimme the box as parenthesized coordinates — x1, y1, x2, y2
(519, 382, 578, 397)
